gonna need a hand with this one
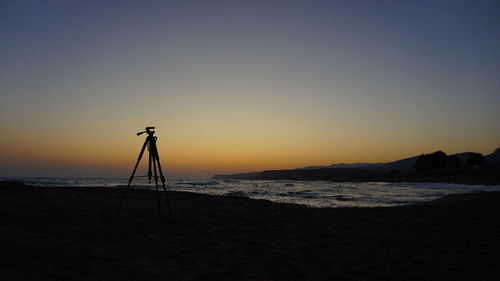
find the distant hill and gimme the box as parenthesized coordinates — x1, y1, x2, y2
(211, 171, 261, 180)
(486, 148, 500, 164)
(370, 156, 418, 173)
(451, 152, 475, 164)
(295, 163, 384, 170)
(330, 163, 384, 169)
(211, 147, 500, 181)
(255, 167, 383, 181)
(295, 165, 328, 170)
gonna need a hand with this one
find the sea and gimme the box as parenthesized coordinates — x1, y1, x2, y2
(2, 177, 500, 208)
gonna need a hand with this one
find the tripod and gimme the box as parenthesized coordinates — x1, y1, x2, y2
(117, 127, 173, 219)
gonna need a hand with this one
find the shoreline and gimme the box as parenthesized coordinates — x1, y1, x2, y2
(1, 182, 499, 280)
(4, 179, 499, 209)
(215, 177, 500, 186)
(213, 165, 500, 186)
(3, 176, 500, 187)
(216, 177, 500, 186)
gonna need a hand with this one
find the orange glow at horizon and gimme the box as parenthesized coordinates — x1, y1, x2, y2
(1, 1, 499, 178)
(2, 119, 499, 179)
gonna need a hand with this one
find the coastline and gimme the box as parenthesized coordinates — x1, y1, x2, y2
(1, 181, 499, 280)
(212, 164, 500, 186)
(214, 175, 500, 186)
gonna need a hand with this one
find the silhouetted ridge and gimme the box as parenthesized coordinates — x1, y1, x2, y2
(211, 172, 261, 180)
(256, 168, 383, 181)
(486, 147, 500, 164)
(211, 147, 500, 184)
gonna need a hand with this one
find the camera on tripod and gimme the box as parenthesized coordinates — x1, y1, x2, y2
(137, 126, 155, 136)
(118, 126, 173, 218)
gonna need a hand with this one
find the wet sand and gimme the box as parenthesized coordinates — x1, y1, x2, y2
(1, 182, 499, 281)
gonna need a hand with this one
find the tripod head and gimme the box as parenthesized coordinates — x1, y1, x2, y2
(137, 126, 155, 136)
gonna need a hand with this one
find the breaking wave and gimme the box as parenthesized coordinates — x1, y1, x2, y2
(2, 177, 500, 208)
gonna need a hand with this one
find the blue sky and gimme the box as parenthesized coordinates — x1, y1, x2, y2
(1, 0, 499, 178)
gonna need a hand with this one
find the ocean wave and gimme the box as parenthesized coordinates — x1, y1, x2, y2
(2, 177, 499, 208)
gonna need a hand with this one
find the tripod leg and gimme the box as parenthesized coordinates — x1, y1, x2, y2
(151, 140, 173, 220)
(117, 138, 149, 216)
(148, 144, 153, 183)
(152, 149, 162, 214)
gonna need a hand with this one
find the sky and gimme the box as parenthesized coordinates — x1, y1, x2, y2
(1, 0, 499, 179)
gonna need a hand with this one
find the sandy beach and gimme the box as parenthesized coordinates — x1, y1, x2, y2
(0, 181, 499, 281)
